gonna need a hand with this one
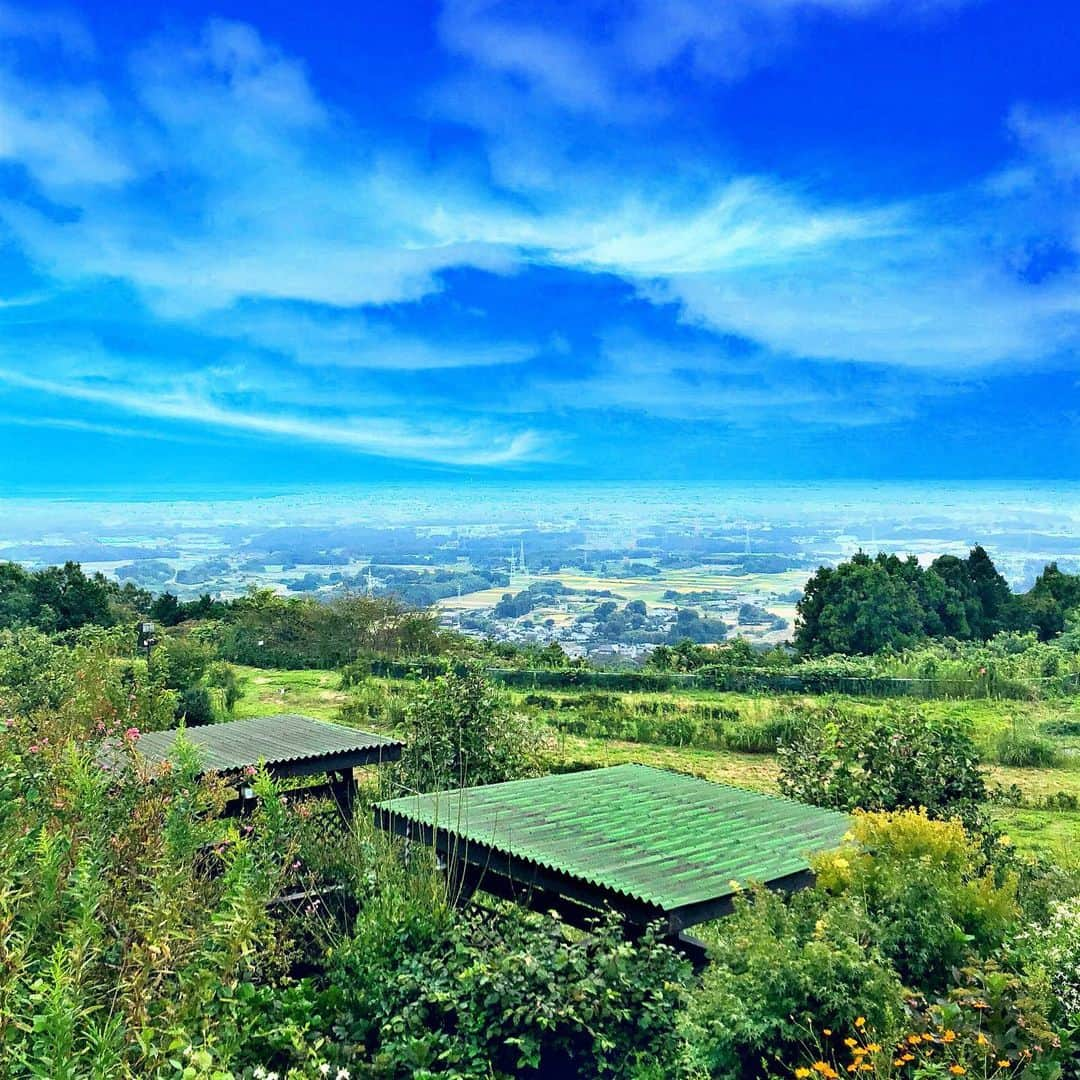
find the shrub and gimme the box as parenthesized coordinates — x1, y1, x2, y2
(812, 811, 1019, 991)
(175, 683, 217, 726)
(681, 887, 906, 1079)
(721, 712, 800, 754)
(777, 706, 986, 819)
(396, 665, 545, 792)
(327, 906, 690, 1078)
(1039, 717, 1080, 737)
(1026, 896, 1080, 1030)
(995, 729, 1060, 767)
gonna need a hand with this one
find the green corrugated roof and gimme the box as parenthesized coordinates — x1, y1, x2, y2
(377, 764, 849, 912)
(126, 714, 402, 775)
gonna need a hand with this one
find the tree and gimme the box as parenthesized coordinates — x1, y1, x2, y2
(795, 553, 924, 657)
(397, 666, 543, 792)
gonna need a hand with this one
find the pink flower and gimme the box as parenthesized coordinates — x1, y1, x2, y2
(28, 744, 39, 753)
(123, 727, 140, 742)
(244, 765, 257, 778)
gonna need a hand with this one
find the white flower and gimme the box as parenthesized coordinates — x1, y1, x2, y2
(319, 1066, 331, 1077)
(336, 1070, 351, 1080)
(253, 1070, 266, 1080)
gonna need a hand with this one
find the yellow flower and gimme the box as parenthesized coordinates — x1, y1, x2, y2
(997, 1061, 1011, 1069)
(866, 1044, 881, 1053)
(795, 1069, 812, 1078)
(823, 1029, 833, 1037)
(942, 1030, 956, 1044)
(855, 1017, 866, 1029)
(902, 1054, 915, 1062)
(907, 1036, 922, 1045)
(859, 1065, 873, 1073)
(999, 835, 1012, 846)
(728, 879, 742, 891)
(893, 1060, 905, 1068)
(949, 1066, 966, 1076)
(834, 857, 850, 870)
(844, 1039, 858, 1049)
(976, 1034, 989, 1046)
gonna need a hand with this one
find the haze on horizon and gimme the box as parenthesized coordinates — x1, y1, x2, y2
(0, 0, 1078, 495)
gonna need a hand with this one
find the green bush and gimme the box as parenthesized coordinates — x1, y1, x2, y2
(721, 713, 800, 754)
(681, 887, 906, 1079)
(326, 906, 690, 1078)
(996, 728, 1060, 767)
(813, 810, 1019, 991)
(1039, 717, 1080, 737)
(777, 705, 986, 819)
(396, 665, 545, 792)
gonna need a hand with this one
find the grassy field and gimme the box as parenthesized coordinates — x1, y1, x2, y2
(232, 665, 1079, 855)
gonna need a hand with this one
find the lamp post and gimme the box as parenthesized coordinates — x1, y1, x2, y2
(138, 620, 157, 663)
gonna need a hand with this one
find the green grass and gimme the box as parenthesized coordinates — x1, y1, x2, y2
(232, 665, 347, 721)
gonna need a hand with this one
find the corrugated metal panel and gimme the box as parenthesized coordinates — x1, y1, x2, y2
(378, 764, 849, 911)
(129, 714, 402, 774)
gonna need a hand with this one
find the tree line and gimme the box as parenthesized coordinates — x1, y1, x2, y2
(796, 546, 1080, 656)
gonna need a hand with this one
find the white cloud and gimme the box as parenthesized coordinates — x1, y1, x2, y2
(0, 368, 547, 466)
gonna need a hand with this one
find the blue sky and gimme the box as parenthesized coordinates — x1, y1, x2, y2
(0, 0, 1078, 491)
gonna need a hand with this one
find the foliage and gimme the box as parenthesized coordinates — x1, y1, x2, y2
(794, 548, 1080, 657)
(396, 665, 545, 792)
(325, 906, 690, 1078)
(211, 589, 446, 669)
(0, 559, 152, 632)
(812, 811, 1019, 991)
(995, 729, 1059, 768)
(681, 887, 906, 1079)
(1024, 896, 1080, 1030)
(777, 705, 986, 820)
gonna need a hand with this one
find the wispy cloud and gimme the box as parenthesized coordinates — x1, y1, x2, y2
(0, 0, 1075, 478)
(0, 368, 547, 466)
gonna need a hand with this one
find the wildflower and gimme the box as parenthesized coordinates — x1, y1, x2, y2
(795, 1070, 812, 1078)
(997, 1061, 1011, 1068)
(949, 1067, 965, 1076)
(244, 765, 258, 777)
(902, 1054, 915, 1062)
(866, 1044, 881, 1053)
(729, 879, 742, 891)
(907, 1035, 922, 1045)
(893, 1060, 905, 1068)
(834, 857, 850, 871)
(254, 1070, 266, 1079)
(859, 1066, 872, 1073)
(319, 1067, 331, 1077)
(845, 1038, 858, 1049)
(854, 1017, 865, 1029)
(336, 1070, 350, 1080)
(977, 1034, 989, 1046)
(823, 1029, 832, 1037)
(942, 1030, 956, 1044)
(123, 726, 140, 742)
